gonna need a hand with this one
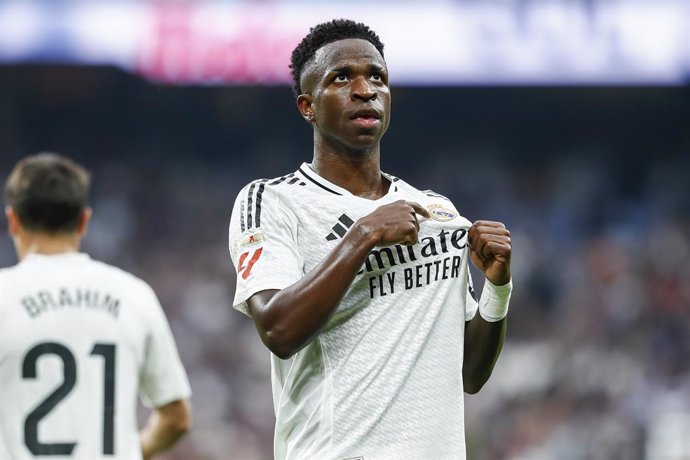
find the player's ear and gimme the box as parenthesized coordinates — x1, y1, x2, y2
(296, 94, 315, 124)
(76, 207, 92, 237)
(5, 206, 20, 237)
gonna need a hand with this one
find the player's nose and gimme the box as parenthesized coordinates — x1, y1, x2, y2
(351, 76, 376, 101)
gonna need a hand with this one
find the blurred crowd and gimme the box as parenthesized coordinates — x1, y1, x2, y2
(0, 69, 688, 459)
(458, 154, 690, 460)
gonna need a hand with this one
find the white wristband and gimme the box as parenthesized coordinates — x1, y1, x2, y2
(478, 278, 513, 322)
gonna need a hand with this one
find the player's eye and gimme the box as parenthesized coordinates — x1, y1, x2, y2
(334, 74, 348, 83)
(371, 72, 387, 84)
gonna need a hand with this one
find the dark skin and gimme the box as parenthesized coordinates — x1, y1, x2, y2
(247, 38, 510, 394)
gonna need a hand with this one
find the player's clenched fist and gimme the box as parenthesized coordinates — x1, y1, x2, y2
(468, 220, 512, 286)
(357, 200, 431, 247)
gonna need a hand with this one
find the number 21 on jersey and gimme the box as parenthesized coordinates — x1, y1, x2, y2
(22, 342, 116, 455)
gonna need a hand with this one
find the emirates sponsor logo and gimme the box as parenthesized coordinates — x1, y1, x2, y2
(323, 212, 471, 299)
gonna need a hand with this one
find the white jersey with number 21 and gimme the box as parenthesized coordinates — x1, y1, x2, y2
(0, 253, 191, 460)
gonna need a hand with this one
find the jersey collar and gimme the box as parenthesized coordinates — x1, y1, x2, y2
(297, 162, 399, 198)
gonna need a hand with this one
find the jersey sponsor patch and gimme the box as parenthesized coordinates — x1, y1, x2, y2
(238, 229, 265, 249)
(427, 203, 457, 222)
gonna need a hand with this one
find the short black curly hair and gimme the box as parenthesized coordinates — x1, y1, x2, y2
(290, 19, 385, 96)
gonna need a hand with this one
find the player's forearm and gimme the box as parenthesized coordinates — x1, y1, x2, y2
(140, 400, 191, 459)
(249, 222, 379, 359)
(462, 315, 506, 394)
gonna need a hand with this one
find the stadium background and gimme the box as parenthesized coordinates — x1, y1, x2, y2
(1, 1, 689, 459)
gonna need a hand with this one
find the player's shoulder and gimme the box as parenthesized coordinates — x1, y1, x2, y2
(419, 188, 454, 203)
(0, 265, 15, 279)
(0, 265, 15, 290)
(232, 169, 307, 230)
(237, 170, 307, 198)
(385, 173, 454, 203)
(0, 263, 31, 289)
(84, 258, 157, 297)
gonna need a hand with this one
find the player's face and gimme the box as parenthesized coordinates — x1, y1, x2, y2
(303, 39, 391, 152)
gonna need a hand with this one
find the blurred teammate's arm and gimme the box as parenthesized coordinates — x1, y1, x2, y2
(462, 220, 512, 394)
(138, 284, 192, 459)
(140, 399, 191, 460)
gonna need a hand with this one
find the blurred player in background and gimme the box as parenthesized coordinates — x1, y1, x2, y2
(0, 153, 191, 460)
(228, 19, 513, 459)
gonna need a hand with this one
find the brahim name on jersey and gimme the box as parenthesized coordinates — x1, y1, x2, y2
(21, 287, 121, 319)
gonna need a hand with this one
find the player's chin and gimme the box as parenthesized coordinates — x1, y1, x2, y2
(349, 130, 385, 147)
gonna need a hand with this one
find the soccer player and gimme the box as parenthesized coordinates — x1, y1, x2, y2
(0, 153, 192, 460)
(228, 19, 512, 459)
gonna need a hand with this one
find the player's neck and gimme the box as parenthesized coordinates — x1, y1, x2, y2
(312, 145, 389, 199)
(14, 232, 81, 261)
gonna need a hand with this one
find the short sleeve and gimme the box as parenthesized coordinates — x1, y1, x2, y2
(465, 269, 479, 321)
(228, 182, 303, 316)
(139, 285, 192, 408)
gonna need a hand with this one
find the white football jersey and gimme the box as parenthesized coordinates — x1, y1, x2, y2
(0, 253, 191, 460)
(229, 163, 478, 460)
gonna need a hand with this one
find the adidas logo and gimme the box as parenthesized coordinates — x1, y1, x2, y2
(325, 214, 355, 241)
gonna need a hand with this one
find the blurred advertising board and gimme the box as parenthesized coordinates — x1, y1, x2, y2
(0, 0, 688, 85)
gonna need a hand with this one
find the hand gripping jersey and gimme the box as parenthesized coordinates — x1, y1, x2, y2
(229, 164, 478, 460)
(0, 253, 191, 460)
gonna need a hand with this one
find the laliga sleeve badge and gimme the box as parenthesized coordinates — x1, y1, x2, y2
(238, 247, 262, 279)
(427, 203, 457, 222)
(237, 230, 265, 280)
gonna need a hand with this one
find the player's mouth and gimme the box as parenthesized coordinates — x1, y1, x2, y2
(350, 109, 381, 129)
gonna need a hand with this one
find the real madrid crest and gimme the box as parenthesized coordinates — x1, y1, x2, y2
(427, 203, 457, 222)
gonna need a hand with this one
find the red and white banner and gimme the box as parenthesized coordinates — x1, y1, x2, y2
(0, 0, 688, 85)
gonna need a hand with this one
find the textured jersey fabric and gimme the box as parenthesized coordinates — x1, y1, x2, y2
(0, 253, 191, 460)
(229, 163, 478, 460)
